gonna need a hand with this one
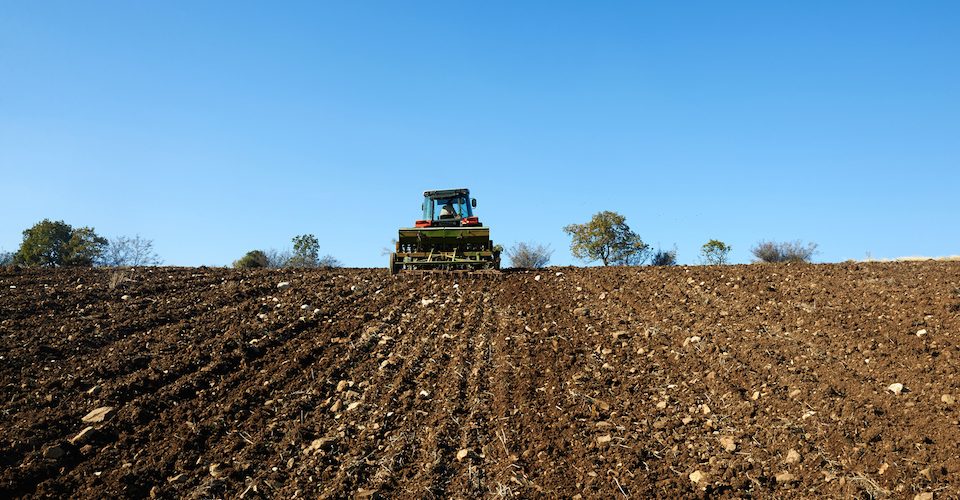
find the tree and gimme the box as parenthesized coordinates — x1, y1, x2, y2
(700, 239, 732, 265)
(751, 240, 818, 263)
(563, 211, 649, 266)
(506, 242, 553, 268)
(0, 251, 13, 266)
(100, 235, 162, 266)
(650, 247, 677, 266)
(13, 219, 107, 267)
(234, 250, 269, 269)
(288, 234, 320, 268)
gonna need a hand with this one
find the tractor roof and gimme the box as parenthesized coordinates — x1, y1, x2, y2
(423, 188, 470, 198)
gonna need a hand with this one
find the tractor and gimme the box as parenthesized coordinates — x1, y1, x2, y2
(389, 188, 500, 274)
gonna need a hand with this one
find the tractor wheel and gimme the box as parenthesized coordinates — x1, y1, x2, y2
(388, 253, 398, 275)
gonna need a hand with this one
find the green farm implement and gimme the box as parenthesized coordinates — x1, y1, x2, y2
(389, 188, 500, 274)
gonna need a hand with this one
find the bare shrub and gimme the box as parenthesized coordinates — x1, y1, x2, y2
(650, 247, 677, 266)
(751, 240, 818, 263)
(264, 249, 292, 268)
(506, 242, 553, 268)
(100, 235, 162, 267)
(318, 255, 342, 268)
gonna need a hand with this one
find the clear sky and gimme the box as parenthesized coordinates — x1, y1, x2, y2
(2, 1, 957, 267)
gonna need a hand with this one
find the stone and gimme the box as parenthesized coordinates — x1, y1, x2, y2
(573, 307, 589, 317)
(596, 435, 612, 445)
(82, 406, 114, 423)
(43, 446, 66, 459)
(456, 448, 470, 461)
(916, 329, 928, 336)
(914, 493, 933, 500)
(775, 472, 796, 483)
(784, 449, 801, 464)
(689, 470, 705, 484)
(719, 436, 736, 452)
(70, 426, 96, 445)
(420, 298, 435, 307)
(209, 463, 225, 477)
(941, 394, 956, 405)
(277, 281, 291, 290)
(888, 383, 905, 395)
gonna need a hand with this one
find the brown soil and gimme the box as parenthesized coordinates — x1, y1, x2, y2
(1, 262, 959, 498)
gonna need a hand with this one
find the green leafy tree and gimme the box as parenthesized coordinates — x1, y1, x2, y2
(563, 211, 650, 266)
(288, 234, 320, 268)
(14, 219, 107, 267)
(700, 239, 732, 265)
(0, 251, 13, 266)
(234, 250, 269, 269)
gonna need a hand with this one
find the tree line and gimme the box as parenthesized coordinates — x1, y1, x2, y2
(2, 216, 816, 269)
(1, 219, 160, 267)
(1, 219, 341, 269)
(503, 210, 818, 269)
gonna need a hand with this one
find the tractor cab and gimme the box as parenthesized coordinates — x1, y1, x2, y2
(416, 188, 481, 228)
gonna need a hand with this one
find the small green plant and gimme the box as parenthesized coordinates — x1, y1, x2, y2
(234, 250, 269, 269)
(700, 240, 732, 265)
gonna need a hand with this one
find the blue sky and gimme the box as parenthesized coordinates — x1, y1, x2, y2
(2, 1, 957, 266)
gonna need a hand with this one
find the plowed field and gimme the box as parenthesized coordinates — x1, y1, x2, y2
(1, 262, 959, 498)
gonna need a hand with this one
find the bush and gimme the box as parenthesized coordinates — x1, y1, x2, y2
(650, 248, 677, 266)
(563, 211, 650, 266)
(263, 248, 292, 268)
(700, 240, 732, 265)
(506, 242, 553, 268)
(234, 250, 269, 269)
(13, 219, 107, 267)
(100, 235, 162, 266)
(318, 255, 342, 268)
(751, 240, 818, 263)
